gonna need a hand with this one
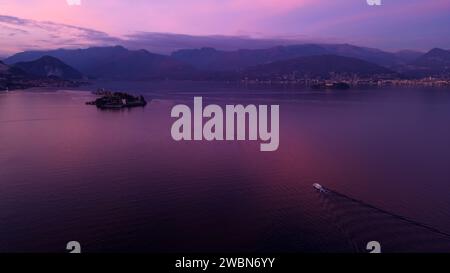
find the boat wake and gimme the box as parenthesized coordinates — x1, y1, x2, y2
(313, 184, 450, 252)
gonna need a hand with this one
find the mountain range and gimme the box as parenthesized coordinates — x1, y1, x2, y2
(2, 44, 450, 82)
(172, 44, 408, 71)
(409, 48, 450, 77)
(4, 46, 192, 80)
(243, 55, 395, 80)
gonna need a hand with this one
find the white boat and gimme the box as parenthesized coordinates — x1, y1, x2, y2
(313, 183, 326, 192)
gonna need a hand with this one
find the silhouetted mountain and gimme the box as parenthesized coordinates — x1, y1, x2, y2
(0, 61, 32, 90)
(5, 46, 127, 73)
(242, 55, 396, 80)
(5, 46, 194, 80)
(172, 44, 401, 71)
(172, 44, 328, 71)
(13, 56, 83, 80)
(319, 44, 399, 67)
(394, 50, 423, 63)
(85, 48, 195, 80)
(0, 60, 25, 75)
(0, 60, 9, 74)
(1, 58, 85, 90)
(413, 48, 450, 70)
(7, 45, 447, 81)
(400, 48, 450, 77)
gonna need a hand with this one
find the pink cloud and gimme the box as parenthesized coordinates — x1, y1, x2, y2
(0, 0, 317, 37)
(229, 0, 312, 12)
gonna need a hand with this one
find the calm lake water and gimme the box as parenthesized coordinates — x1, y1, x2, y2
(1, 82, 450, 253)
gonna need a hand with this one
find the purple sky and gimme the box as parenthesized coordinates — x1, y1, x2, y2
(0, 0, 449, 56)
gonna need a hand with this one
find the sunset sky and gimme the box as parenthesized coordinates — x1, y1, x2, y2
(0, 0, 449, 56)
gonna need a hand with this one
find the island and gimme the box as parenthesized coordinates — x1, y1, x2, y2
(86, 90, 148, 109)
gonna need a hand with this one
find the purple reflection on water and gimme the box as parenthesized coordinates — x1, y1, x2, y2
(1, 86, 450, 252)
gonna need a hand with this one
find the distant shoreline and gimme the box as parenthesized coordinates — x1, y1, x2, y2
(3, 80, 450, 98)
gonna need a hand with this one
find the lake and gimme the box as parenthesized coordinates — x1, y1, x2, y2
(1, 82, 450, 252)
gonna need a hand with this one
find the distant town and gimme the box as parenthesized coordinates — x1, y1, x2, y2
(241, 76, 450, 88)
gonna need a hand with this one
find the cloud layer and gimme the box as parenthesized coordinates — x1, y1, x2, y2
(0, 14, 333, 56)
(0, 15, 120, 55)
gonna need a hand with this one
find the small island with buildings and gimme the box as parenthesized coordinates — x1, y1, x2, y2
(86, 89, 148, 109)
